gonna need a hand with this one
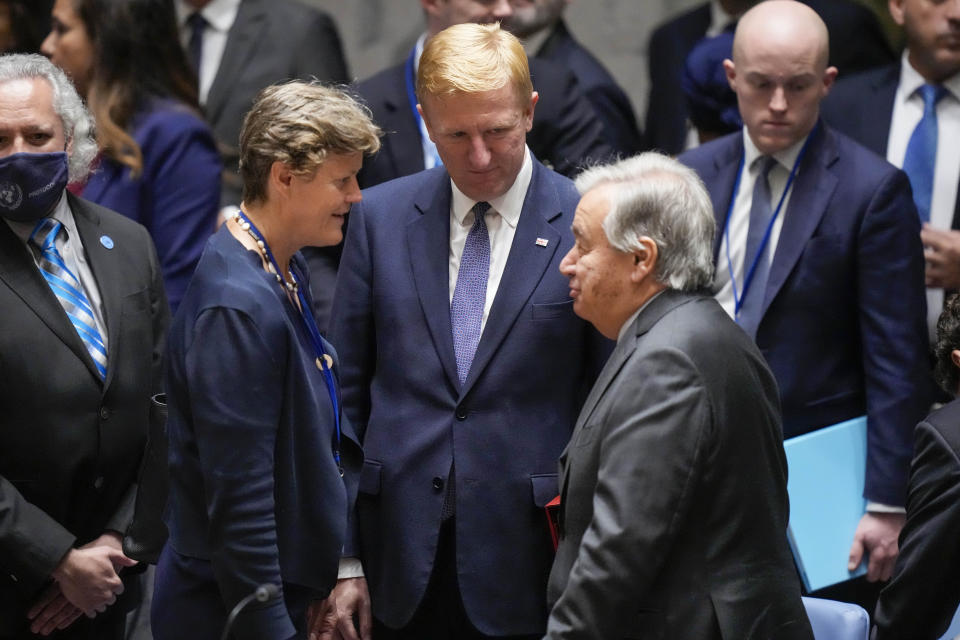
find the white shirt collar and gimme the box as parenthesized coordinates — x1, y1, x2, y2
(898, 49, 960, 104)
(175, 0, 240, 33)
(707, 0, 738, 37)
(450, 146, 532, 230)
(742, 127, 808, 174)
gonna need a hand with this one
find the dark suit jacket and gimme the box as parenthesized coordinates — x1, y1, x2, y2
(329, 159, 609, 635)
(84, 98, 221, 313)
(355, 56, 614, 188)
(0, 194, 169, 631)
(204, 0, 348, 208)
(534, 19, 642, 155)
(821, 63, 960, 230)
(646, 0, 894, 155)
(546, 290, 812, 639)
(160, 227, 362, 639)
(679, 124, 931, 506)
(874, 399, 960, 640)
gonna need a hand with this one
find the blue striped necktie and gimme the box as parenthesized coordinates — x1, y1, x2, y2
(30, 218, 107, 379)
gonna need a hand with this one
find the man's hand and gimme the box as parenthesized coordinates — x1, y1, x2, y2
(307, 593, 340, 640)
(332, 577, 372, 640)
(921, 225, 960, 289)
(26, 584, 83, 636)
(847, 511, 905, 582)
(50, 544, 136, 617)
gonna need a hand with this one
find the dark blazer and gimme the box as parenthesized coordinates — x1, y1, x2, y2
(0, 194, 169, 632)
(546, 290, 812, 640)
(534, 19, 642, 155)
(158, 227, 362, 639)
(821, 63, 960, 230)
(679, 124, 931, 506)
(83, 98, 221, 313)
(874, 399, 960, 640)
(204, 0, 348, 207)
(646, 0, 894, 155)
(329, 159, 609, 635)
(355, 57, 614, 188)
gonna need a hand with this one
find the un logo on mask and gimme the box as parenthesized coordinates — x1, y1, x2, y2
(0, 182, 22, 210)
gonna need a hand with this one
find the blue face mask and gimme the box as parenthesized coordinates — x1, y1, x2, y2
(0, 151, 69, 223)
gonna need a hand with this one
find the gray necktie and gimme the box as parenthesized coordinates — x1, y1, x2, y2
(737, 156, 777, 339)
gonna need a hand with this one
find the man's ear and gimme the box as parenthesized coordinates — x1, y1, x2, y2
(723, 58, 737, 92)
(630, 236, 659, 283)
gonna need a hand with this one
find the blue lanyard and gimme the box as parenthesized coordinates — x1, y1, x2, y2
(236, 209, 343, 476)
(405, 47, 423, 139)
(723, 125, 817, 318)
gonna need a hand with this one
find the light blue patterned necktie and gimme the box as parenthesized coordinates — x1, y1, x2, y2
(30, 218, 107, 379)
(902, 84, 948, 223)
(450, 201, 491, 385)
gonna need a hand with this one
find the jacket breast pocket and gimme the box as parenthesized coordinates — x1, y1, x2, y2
(531, 299, 574, 321)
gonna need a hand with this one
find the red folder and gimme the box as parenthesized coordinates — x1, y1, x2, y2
(545, 495, 561, 551)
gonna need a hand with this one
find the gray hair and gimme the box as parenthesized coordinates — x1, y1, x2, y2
(0, 54, 97, 182)
(574, 152, 716, 291)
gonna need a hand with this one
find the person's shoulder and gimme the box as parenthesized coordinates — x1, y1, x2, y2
(259, 0, 333, 24)
(360, 166, 448, 209)
(70, 193, 151, 242)
(650, 2, 710, 43)
(919, 400, 960, 456)
(677, 131, 740, 168)
(355, 63, 405, 105)
(824, 125, 900, 180)
(133, 98, 212, 140)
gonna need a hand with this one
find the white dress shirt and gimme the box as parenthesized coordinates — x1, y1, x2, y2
(887, 51, 960, 335)
(714, 130, 806, 319)
(175, 0, 241, 106)
(448, 147, 534, 333)
(5, 193, 108, 348)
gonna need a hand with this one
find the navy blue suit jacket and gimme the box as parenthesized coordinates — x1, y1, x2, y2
(355, 57, 614, 188)
(534, 19, 642, 155)
(161, 228, 362, 639)
(679, 124, 931, 506)
(821, 63, 960, 230)
(84, 98, 221, 313)
(329, 159, 609, 635)
(646, 0, 894, 155)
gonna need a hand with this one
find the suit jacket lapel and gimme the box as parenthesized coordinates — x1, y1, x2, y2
(407, 171, 460, 389)
(761, 124, 839, 317)
(205, 0, 267, 123)
(709, 136, 744, 260)
(459, 161, 561, 396)
(872, 65, 899, 157)
(379, 64, 427, 178)
(0, 200, 103, 382)
(70, 194, 121, 386)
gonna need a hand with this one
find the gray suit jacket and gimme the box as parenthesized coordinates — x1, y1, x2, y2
(546, 290, 812, 640)
(205, 0, 348, 207)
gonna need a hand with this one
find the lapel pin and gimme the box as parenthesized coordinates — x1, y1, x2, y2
(99, 235, 114, 249)
(535, 237, 549, 247)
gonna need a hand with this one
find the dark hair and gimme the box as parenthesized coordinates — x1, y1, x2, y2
(4, 0, 53, 53)
(73, 0, 198, 176)
(934, 294, 960, 395)
(682, 31, 742, 139)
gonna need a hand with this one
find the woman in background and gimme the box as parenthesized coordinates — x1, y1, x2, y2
(42, 0, 220, 312)
(153, 81, 379, 640)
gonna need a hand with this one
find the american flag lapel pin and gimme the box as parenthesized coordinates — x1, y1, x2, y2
(535, 237, 549, 247)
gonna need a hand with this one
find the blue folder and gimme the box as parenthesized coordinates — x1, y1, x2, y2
(784, 416, 868, 592)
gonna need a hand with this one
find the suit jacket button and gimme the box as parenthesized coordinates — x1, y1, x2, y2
(93, 476, 104, 490)
(455, 408, 467, 421)
(432, 477, 444, 491)
(99, 407, 110, 421)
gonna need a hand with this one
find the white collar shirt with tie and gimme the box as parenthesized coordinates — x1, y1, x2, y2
(448, 147, 533, 333)
(887, 50, 960, 335)
(713, 129, 806, 320)
(175, 0, 241, 106)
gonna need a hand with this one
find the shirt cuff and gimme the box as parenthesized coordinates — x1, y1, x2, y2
(866, 501, 906, 514)
(338, 557, 364, 579)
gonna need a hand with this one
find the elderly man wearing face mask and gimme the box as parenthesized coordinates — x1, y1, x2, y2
(0, 53, 168, 640)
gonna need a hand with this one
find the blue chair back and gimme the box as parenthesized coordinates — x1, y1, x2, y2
(802, 597, 869, 640)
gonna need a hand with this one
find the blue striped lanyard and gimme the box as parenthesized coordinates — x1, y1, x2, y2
(236, 209, 343, 476)
(723, 125, 817, 318)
